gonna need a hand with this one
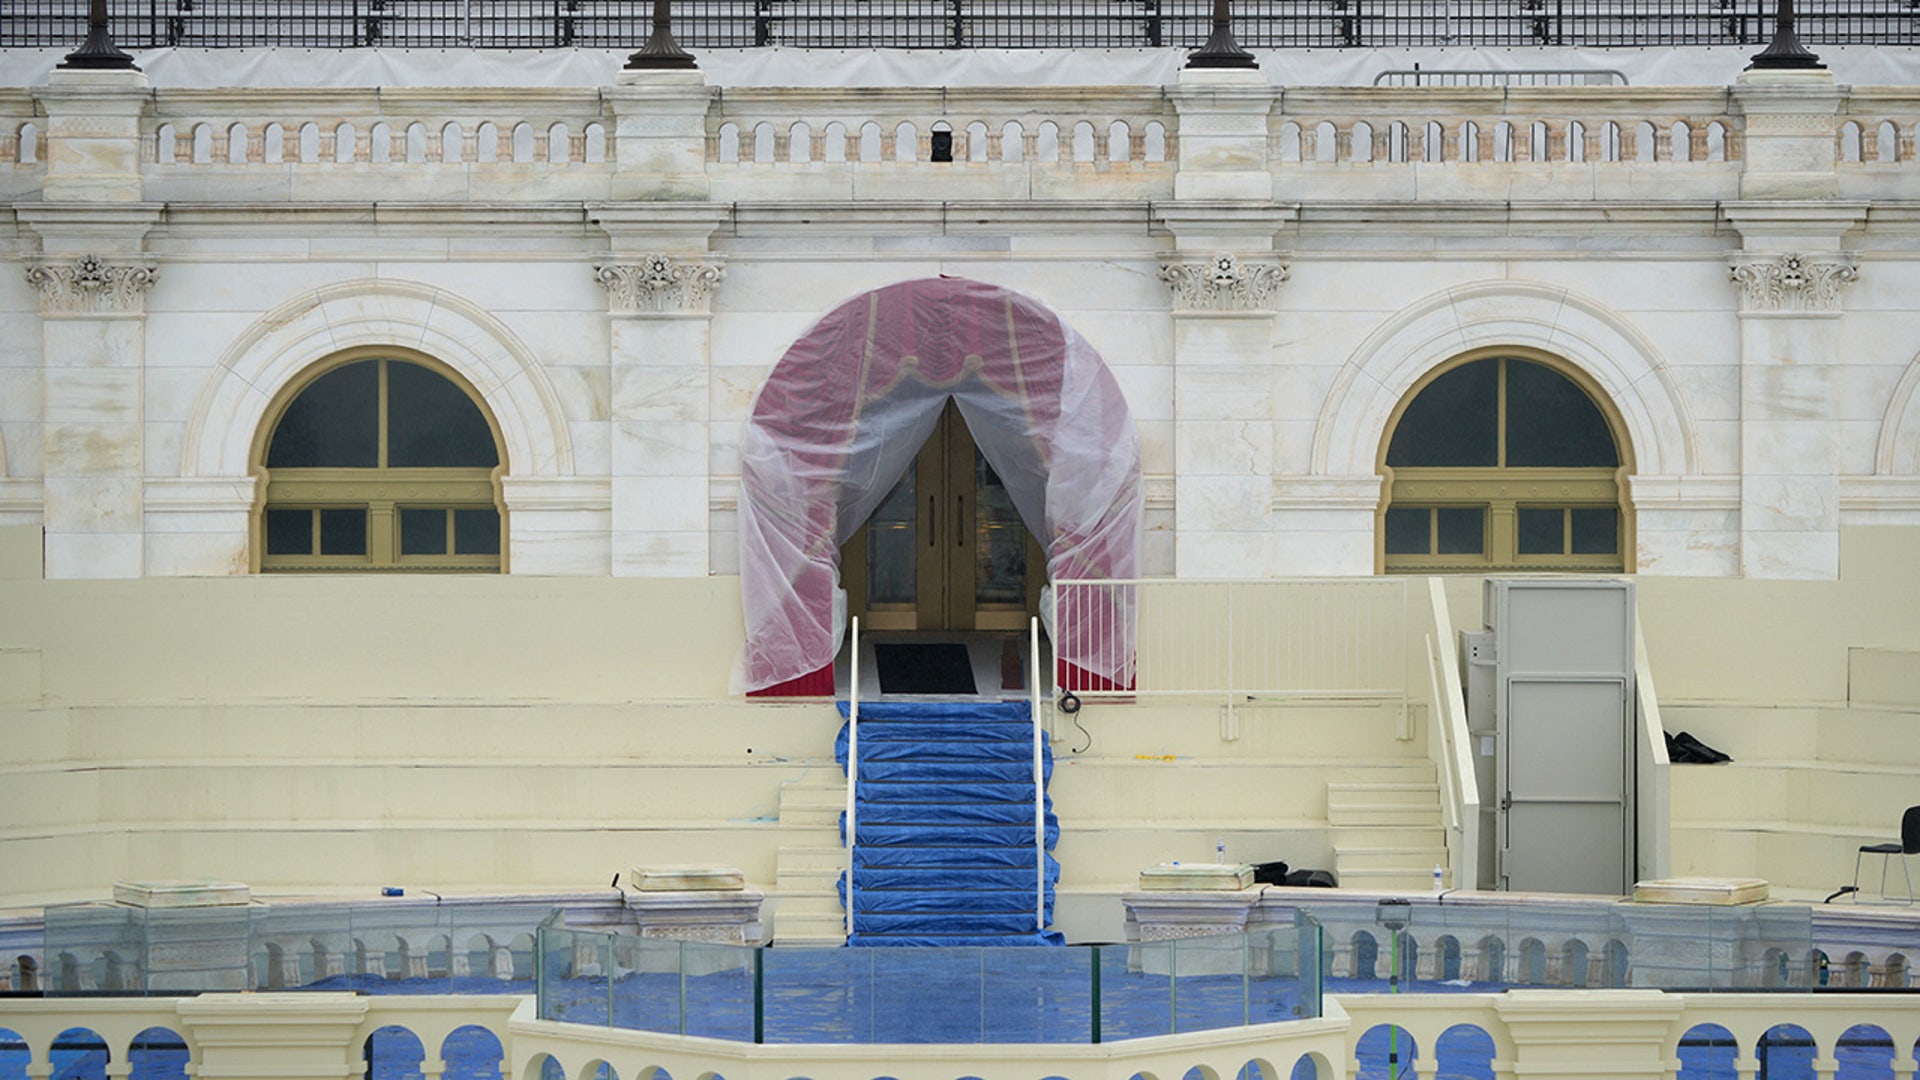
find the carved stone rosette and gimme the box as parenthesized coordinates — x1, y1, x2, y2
(594, 254, 725, 314)
(1159, 252, 1288, 313)
(24, 254, 158, 314)
(1729, 252, 1857, 314)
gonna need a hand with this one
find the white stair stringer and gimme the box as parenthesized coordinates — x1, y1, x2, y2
(772, 778, 850, 945)
(1327, 769, 1447, 891)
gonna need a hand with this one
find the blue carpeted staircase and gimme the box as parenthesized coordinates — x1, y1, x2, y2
(834, 700, 1064, 946)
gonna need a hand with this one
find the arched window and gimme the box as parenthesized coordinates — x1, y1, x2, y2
(1378, 351, 1630, 572)
(255, 353, 505, 572)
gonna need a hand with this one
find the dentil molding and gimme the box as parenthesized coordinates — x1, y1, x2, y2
(1729, 252, 1857, 314)
(1159, 253, 1288, 313)
(594, 254, 725, 314)
(24, 254, 158, 314)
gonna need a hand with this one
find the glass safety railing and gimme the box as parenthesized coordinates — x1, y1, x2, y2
(535, 911, 1325, 1044)
(39, 898, 555, 996)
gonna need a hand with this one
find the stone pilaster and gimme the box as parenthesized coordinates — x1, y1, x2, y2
(1724, 203, 1865, 579)
(21, 206, 160, 579)
(1157, 207, 1294, 577)
(590, 206, 730, 577)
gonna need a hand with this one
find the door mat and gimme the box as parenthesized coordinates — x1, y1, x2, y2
(874, 642, 978, 695)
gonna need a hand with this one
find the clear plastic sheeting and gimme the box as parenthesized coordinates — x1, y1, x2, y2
(737, 277, 1140, 693)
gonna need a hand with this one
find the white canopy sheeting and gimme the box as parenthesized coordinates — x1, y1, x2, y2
(736, 277, 1141, 695)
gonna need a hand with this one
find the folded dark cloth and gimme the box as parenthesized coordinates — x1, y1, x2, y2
(1665, 730, 1733, 764)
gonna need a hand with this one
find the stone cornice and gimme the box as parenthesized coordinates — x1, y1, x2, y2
(594, 254, 726, 315)
(24, 253, 157, 314)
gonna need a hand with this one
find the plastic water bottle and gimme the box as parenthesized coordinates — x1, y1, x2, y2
(1432, 864, 1445, 892)
(1216, 838, 1226, 864)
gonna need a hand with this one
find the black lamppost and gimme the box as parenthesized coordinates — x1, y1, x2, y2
(626, 0, 698, 70)
(1185, 0, 1257, 69)
(59, 0, 139, 71)
(1747, 0, 1824, 70)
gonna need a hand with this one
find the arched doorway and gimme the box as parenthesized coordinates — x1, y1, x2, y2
(738, 277, 1142, 696)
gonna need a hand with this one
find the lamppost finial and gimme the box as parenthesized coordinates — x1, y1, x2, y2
(1746, 0, 1825, 70)
(1185, 0, 1258, 69)
(626, 0, 698, 70)
(59, 0, 139, 71)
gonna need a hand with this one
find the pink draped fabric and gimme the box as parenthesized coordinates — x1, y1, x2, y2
(737, 277, 1142, 694)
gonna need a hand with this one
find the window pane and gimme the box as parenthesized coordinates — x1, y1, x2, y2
(266, 361, 379, 468)
(387, 361, 499, 468)
(1435, 507, 1484, 555)
(318, 509, 367, 556)
(1384, 507, 1430, 555)
(973, 452, 1025, 605)
(867, 472, 917, 604)
(1518, 507, 1565, 555)
(1571, 507, 1619, 554)
(454, 509, 501, 555)
(401, 509, 449, 555)
(265, 509, 312, 555)
(1504, 360, 1619, 468)
(1385, 360, 1498, 467)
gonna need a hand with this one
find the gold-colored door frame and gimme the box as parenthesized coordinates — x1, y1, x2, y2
(842, 402, 1045, 631)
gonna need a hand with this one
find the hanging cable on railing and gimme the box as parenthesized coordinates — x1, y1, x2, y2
(1031, 615, 1045, 933)
(845, 615, 860, 942)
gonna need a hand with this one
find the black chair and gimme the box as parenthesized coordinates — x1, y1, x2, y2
(1852, 805, 1919, 904)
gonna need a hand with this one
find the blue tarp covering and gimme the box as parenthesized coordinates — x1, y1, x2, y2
(835, 699, 1062, 947)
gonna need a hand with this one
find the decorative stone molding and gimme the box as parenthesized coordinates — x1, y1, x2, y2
(1729, 252, 1857, 313)
(1159, 253, 1287, 313)
(24, 253, 156, 313)
(594, 254, 725, 314)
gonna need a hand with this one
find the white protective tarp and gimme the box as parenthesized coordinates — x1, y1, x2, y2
(5, 44, 1915, 88)
(736, 276, 1141, 694)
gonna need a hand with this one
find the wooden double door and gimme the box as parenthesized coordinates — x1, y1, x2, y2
(842, 403, 1045, 632)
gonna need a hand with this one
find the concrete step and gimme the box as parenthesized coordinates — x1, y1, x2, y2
(1333, 826, 1445, 849)
(1813, 706, 1920, 768)
(1053, 825, 1333, 887)
(1333, 845, 1449, 872)
(1670, 763, 1919, 830)
(1671, 820, 1916, 896)
(772, 906, 848, 945)
(1329, 865, 1442, 891)
(1065, 698, 1422, 760)
(777, 843, 849, 872)
(779, 782, 849, 810)
(776, 867, 842, 893)
(1052, 760, 1432, 820)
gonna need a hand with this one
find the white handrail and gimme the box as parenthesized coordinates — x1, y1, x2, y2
(1031, 616, 1044, 932)
(845, 616, 860, 942)
(1424, 579, 1479, 893)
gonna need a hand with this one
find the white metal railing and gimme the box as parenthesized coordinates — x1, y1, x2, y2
(844, 615, 860, 942)
(1030, 616, 1044, 933)
(1054, 577, 1411, 708)
(1424, 578, 1480, 894)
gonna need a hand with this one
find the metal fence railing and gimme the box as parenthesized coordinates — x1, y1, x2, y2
(5, 0, 1916, 50)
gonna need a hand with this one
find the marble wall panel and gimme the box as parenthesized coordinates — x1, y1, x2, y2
(1743, 473, 1840, 532)
(145, 532, 249, 576)
(568, 419, 610, 476)
(43, 475, 141, 531)
(1277, 261, 1500, 312)
(143, 259, 378, 315)
(142, 313, 265, 374)
(397, 261, 605, 320)
(612, 530, 708, 578)
(1265, 520, 1377, 576)
(1173, 530, 1273, 578)
(43, 531, 139, 579)
(0, 367, 43, 427)
(611, 475, 707, 537)
(706, 259, 943, 314)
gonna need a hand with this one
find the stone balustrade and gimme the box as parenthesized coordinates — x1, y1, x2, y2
(8, 82, 1913, 203)
(3, 981, 1918, 1080)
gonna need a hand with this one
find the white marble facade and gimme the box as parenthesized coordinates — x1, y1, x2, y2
(2, 55, 1919, 582)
